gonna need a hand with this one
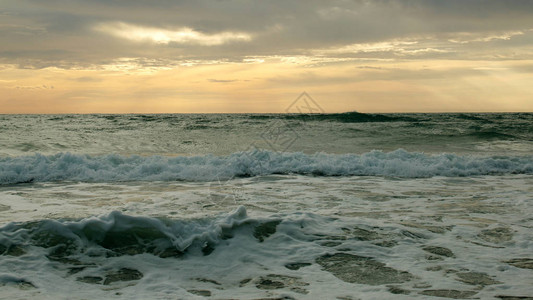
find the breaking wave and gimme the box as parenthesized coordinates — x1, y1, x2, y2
(1, 149, 532, 184)
(0, 206, 283, 259)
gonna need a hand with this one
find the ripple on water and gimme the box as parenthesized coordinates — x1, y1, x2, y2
(316, 252, 414, 285)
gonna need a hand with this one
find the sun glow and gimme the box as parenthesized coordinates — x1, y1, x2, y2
(95, 22, 251, 45)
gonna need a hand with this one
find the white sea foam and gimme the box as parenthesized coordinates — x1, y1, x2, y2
(0, 149, 532, 184)
(2, 114, 532, 299)
(1, 194, 532, 299)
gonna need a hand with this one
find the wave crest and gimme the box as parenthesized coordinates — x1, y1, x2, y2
(0, 206, 283, 258)
(0, 149, 532, 184)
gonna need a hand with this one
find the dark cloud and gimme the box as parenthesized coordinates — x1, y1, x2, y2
(357, 66, 384, 70)
(1, 0, 533, 68)
(15, 84, 54, 90)
(207, 79, 239, 83)
(72, 76, 103, 82)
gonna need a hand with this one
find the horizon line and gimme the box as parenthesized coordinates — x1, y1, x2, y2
(1, 111, 532, 115)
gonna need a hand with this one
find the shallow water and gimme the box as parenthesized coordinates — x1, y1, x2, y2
(2, 175, 532, 299)
(1, 113, 532, 299)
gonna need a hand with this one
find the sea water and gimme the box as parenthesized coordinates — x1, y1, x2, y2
(0, 113, 532, 299)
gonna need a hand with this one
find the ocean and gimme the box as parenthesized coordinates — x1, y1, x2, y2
(0, 112, 532, 299)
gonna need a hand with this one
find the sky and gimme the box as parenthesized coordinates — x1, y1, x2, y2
(1, 0, 533, 113)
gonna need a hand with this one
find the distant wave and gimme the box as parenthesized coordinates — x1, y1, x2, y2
(437, 130, 520, 140)
(466, 130, 519, 140)
(1, 149, 532, 184)
(248, 112, 416, 123)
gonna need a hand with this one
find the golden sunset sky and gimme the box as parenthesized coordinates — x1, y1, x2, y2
(1, 0, 533, 113)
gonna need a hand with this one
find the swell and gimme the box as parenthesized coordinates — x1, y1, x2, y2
(465, 131, 519, 140)
(249, 112, 416, 123)
(0, 149, 532, 184)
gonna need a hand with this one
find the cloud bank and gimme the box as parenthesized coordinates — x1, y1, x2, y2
(1, 0, 532, 113)
(1, 0, 532, 68)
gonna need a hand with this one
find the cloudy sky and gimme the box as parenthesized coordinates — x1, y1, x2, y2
(1, 0, 533, 113)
